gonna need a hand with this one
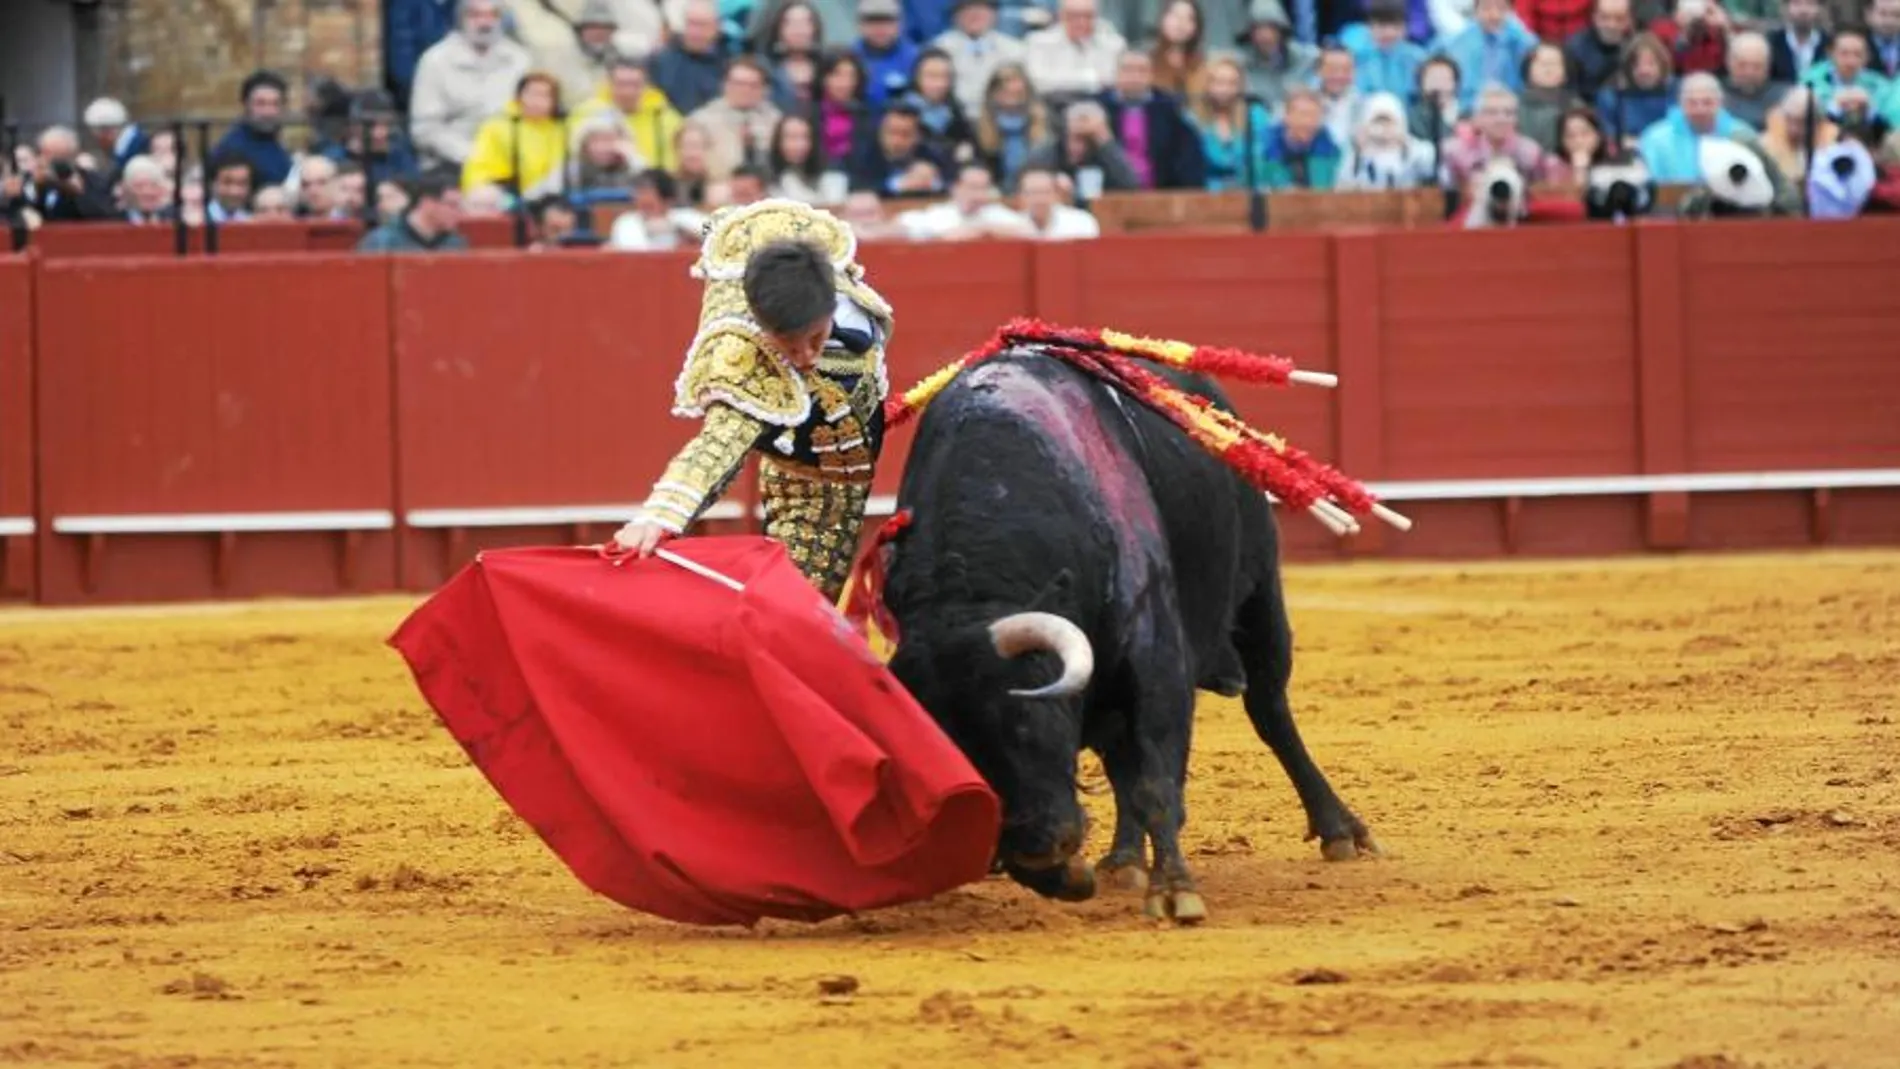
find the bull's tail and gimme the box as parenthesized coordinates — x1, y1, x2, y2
(840, 508, 913, 649)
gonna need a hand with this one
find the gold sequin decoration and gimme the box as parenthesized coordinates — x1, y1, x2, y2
(760, 459, 872, 603)
(641, 403, 767, 530)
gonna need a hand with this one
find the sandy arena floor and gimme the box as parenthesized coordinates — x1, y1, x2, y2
(2, 550, 1897, 1069)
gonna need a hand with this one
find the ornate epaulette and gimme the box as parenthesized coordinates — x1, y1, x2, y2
(671, 319, 812, 427)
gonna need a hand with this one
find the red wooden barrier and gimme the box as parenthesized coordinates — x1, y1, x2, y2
(32, 256, 398, 603)
(12, 220, 1900, 605)
(0, 258, 33, 600)
(391, 249, 705, 588)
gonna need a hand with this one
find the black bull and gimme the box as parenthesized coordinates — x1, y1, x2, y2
(882, 350, 1379, 922)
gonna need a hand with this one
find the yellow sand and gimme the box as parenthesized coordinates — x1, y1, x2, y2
(3, 550, 1898, 1068)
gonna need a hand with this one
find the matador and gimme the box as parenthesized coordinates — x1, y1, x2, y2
(610, 199, 895, 602)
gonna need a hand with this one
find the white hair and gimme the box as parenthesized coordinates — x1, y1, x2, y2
(122, 154, 166, 185)
(36, 124, 78, 155)
(1728, 31, 1770, 62)
(1680, 71, 1724, 100)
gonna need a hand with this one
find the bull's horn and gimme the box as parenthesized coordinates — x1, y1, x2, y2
(989, 612, 1094, 699)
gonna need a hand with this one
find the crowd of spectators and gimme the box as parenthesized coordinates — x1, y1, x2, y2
(5, 0, 1899, 249)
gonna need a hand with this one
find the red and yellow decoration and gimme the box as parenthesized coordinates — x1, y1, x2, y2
(883, 318, 1410, 538)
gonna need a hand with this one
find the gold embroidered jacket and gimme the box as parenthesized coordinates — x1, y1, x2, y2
(640, 200, 895, 535)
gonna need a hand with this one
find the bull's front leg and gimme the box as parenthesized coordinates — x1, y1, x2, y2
(1094, 742, 1150, 893)
(1113, 687, 1208, 925)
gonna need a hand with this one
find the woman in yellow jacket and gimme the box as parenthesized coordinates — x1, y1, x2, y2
(461, 71, 570, 199)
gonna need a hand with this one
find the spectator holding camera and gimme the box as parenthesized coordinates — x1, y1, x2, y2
(1802, 30, 1900, 128)
(1636, 71, 1746, 180)
(1020, 99, 1142, 200)
(1649, 0, 1732, 77)
(4, 127, 119, 222)
(1441, 84, 1569, 187)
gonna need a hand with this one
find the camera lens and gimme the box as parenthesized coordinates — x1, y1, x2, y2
(1832, 156, 1856, 178)
(1487, 179, 1512, 201)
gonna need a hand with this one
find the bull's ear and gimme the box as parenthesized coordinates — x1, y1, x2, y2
(1028, 568, 1074, 610)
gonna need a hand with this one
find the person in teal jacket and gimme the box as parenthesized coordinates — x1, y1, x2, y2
(1636, 73, 1749, 182)
(1261, 87, 1343, 189)
(1800, 30, 1900, 128)
(1190, 56, 1277, 190)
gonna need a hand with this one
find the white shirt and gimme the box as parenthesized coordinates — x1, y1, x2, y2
(895, 201, 1033, 241)
(608, 207, 704, 251)
(1024, 203, 1101, 241)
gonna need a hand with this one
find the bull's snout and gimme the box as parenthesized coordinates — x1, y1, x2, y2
(1003, 820, 1094, 901)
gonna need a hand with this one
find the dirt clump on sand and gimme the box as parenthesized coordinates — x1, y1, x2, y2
(1, 551, 1897, 1067)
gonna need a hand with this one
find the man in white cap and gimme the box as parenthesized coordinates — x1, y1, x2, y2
(81, 97, 150, 183)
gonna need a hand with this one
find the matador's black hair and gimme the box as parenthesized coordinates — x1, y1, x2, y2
(743, 239, 836, 335)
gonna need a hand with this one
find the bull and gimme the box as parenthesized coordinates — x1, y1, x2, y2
(880, 348, 1379, 923)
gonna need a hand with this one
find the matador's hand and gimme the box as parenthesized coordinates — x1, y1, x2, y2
(608, 519, 671, 558)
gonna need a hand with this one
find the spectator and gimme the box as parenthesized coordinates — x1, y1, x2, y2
(815, 52, 876, 164)
(410, 0, 534, 173)
(464, 183, 509, 215)
(1442, 0, 1538, 108)
(1354, 0, 1429, 100)
(1720, 0, 1781, 31)
(1520, 42, 1581, 149)
(973, 62, 1052, 190)
(318, 90, 422, 189)
(1802, 30, 1900, 127)
(674, 119, 720, 202)
(252, 186, 297, 220)
(334, 161, 370, 219)
(1410, 55, 1467, 139)
(607, 169, 707, 248)
(81, 97, 150, 183)
(1025, 0, 1130, 99)
(1596, 32, 1678, 148)
(1648, 0, 1733, 76)
(766, 114, 845, 200)
(572, 112, 643, 190)
(1557, 102, 1614, 181)
(376, 177, 412, 222)
(838, 189, 903, 239)
(146, 129, 180, 180)
(462, 72, 572, 198)
(538, 0, 623, 106)
(1516, 0, 1595, 42)
(1442, 84, 1570, 185)
(1190, 55, 1276, 190)
(651, 0, 729, 115)
(850, 102, 952, 194)
(1637, 71, 1747, 178)
(723, 162, 772, 204)
(1022, 99, 1143, 198)
(206, 153, 257, 223)
(1237, 0, 1320, 115)
(1315, 47, 1369, 147)
(895, 163, 1034, 238)
(1723, 31, 1790, 128)
(1152, 0, 1211, 98)
(751, 0, 858, 50)
(902, 48, 980, 164)
(4, 127, 118, 222)
(856, 0, 923, 107)
(1339, 90, 1442, 186)
(573, 58, 685, 174)
(1758, 86, 1838, 177)
(527, 194, 582, 249)
(1767, 0, 1830, 83)
(1869, 0, 1900, 79)
(358, 173, 469, 252)
(691, 56, 784, 176)
(754, 1, 827, 109)
(1262, 87, 1344, 188)
(118, 155, 174, 224)
(934, 0, 1028, 116)
(210, 71, 294, 187)
(903, 0, 959, 45)
(1564, 0, 1638, 99)
(1099, 51, 1209, 187)
(292, 155, 344, 219)
(1015, 166, 1103, 237)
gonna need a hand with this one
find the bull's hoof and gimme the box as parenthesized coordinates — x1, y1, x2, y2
(1095, 860, 1149, 894)
(1319, 831, 1384, 861)
(1143, 887, 1209, 926)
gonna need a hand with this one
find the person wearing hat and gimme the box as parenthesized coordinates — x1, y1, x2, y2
(855, 0, 923, 109)
(1236, 0, 1319, 115)
(933, 0, 1027, 116)
(81, 97, 150, 184)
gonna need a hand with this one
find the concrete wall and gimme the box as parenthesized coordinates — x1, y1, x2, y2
(0, 0, 79, 128)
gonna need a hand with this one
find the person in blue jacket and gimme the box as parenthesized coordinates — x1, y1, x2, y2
(210, 71, 295, 187)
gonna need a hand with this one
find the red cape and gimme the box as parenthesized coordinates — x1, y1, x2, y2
(388, 538, 1001, 926)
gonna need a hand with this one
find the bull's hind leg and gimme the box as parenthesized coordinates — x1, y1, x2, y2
(1234, 571, 1380, 861)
